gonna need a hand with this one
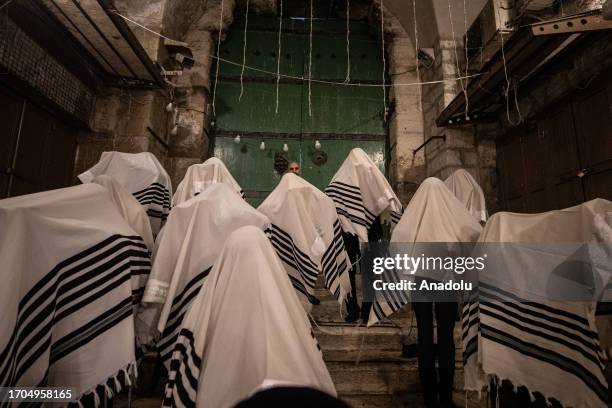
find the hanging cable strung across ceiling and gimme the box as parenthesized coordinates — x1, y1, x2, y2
(308, 0, 314, 117)
(239, 0, 250, 101)
(111, 10, 485, 90)
(275, 0, 283, 114)
(212, 0, 225, 116)
(379, 0, 387, 121)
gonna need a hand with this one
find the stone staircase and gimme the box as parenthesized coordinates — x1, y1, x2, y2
(310, 277, 488, 408)
(115, 277, 489, 408)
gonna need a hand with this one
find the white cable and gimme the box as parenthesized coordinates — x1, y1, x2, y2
(380, 0, 387, 120)
(111, 10, 486, 89)
(212, 0, 224, 116)
(413, 0, 421, 112)
(0, 0, 14, 11)
(345, 0, 351, 83)
(275, 0, 283, 114)
(462, 0, 470, 118)
(447, 0, 468, 119)
(308, 0, 313, 117)
(239, 0, 250, 101)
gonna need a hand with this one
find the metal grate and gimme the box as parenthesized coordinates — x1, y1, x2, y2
(0, 16, 95, 122)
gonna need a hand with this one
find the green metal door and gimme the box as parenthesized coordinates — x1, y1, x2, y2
(213, 17, 387, 207)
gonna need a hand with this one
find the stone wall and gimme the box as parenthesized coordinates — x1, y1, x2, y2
(419, 34, 499, 212)
(371, 1, 427, 205)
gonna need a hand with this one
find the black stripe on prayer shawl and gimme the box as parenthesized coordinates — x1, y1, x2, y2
(479, 284, 602, 344)
(49, 296, 134, 364)
(0, 235, 150, 389)
(158, 267, 212, 364)
(479, 301, 606, 370)
(325, 188, 374, 225)
(163, 328, 200, 408)
(481, 324, 609, 405)
(267, 225, 320, 289)
(369, 265, 410, 324)
(321, 220, 350, 301)
(147, 208, 169, 221)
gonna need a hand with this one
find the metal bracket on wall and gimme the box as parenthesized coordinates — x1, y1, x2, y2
(413, 135, 446, 156)
(531, 12, 612, 36)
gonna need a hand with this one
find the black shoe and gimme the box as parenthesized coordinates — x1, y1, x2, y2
(311, 296, 320, 305)
(344, 310, 360, 323)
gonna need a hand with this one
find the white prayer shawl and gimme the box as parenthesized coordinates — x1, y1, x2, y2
(325, 148, 403, 242)
(258, 173, 352, 311)
(368, 178, 482, 326)
(462, 198, 612, 408)
(0, 184, 151, 406)
(172, 157, 244, 206)
(444, 169, 488, 223)
(78, 151, 172, 235)
(92, 175, 155, 252)
(163, 226, 336, 408)
(138, 184, 270, 365)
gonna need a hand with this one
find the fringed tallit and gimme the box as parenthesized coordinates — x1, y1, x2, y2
(258, 173, 352, 311)
(91, 175, 155, 252)
(0, 184, 151, 407)
(325, 148, 403, 242)
(368, 178, 482, 326)
(78, 151, 172, 235)
(163, 226, 336, 408)
(444, 169, 488, 223)
(463, 198, 612, 408)
(172, 157, 244, 206)
(137, 184, 269, 366)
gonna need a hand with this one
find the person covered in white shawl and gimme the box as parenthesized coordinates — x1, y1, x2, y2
(137, 183, 270, 365)
(172, 157, 244, 206)
(325, 148, 403, 322)
(0, 184, 151, 407)
(443, 169, 488, 223)
(90, 174, 155, 252)
(325, 148, 403, 241)
(78, 151, 172, 235)
(258, 173, 352, 312)
(163, 226, 336, 408)
(463, 198, 612, 408)
(369, 177, 482, 408)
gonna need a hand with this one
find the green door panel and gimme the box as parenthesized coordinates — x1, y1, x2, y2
(308, 34, 384, 81)
(219, 31, 305, 78)
(300, 83, 386, 135)
(215, 81, 303, 134)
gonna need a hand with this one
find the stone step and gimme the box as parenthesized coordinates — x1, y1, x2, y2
(341, 391, 488, 408)
(314, 324, 406, 362)
(327, 360, 419, 396)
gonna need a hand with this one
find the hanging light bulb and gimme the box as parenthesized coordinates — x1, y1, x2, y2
(234, 135, 241, 144)
(171, 124, 178, 135)
(314, 140, 321, 151)
(166, 102, 174, 112)
(283, 143, 289, 152)
(260, 141, 266, 151)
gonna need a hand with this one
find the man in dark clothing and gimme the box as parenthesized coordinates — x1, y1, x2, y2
(412, 301, 458, 408)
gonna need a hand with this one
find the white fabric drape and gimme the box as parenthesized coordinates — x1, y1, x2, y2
(163, 226, 336, 408)
(91, 174, 155, 251)
(325, 148, 403, 242)
(137, 183, 270, 364)
(172, 157, 243, 206)
(78, 151, 172, 235)
(258, 173, 352, 311)
(444, 169, 488, 223)
(0, 184, 151, 406)
(463, 198, 612, 408)
(368, 177, 482, 326)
